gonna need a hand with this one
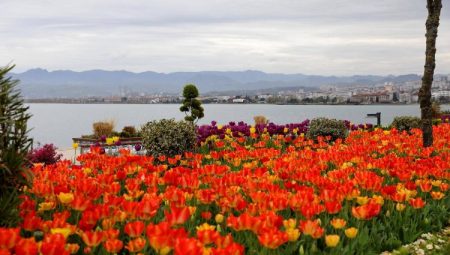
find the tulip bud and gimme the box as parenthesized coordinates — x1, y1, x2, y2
(215, 214, 224, 224)
(299, 245, 305, 255)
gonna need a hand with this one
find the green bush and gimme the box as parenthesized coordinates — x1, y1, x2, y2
(121, 126, 137, 137)
(141, 119, 197, 158)
(391, 116, 421, 132)
(0, 64, 33, 226)
(306, 118, 348, 142)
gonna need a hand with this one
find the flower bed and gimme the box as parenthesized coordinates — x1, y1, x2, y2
(196, 120, 374, 144)
(1, 125, 449, 255)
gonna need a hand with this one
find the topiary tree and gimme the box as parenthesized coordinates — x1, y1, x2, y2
(0, 64, 33, 226)
(180, 84, 204, 123)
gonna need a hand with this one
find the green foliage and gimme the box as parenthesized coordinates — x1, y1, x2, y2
(0, 190, 21, 227)
(391, 116, 421, 132)
(0, 64, 33, 226)
(120, 126, 137, 137)
(180, 84, 204, 122)
(141, 119, 197, 158)
(306, 117, 348, 142)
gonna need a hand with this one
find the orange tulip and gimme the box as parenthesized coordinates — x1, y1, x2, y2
(124, 221, 145, 237)
(430, 191, 444, 200)
(330, 218, 347, 229)
(174, 238, 203, 255)
(14, 238, 38, 255)
(81, 230, 104, 247)
(258, 229, 289, 249)
(125, 237, 146, 253)
(351, 203, 381, 220)
(0, 228, 20, 250)
(409, 198, 426, 209)
(40, 234, 67, 255)
(104, 239, 123, 253)
(299, 220, 324, 239)
(324, 201, 342, 214)
(165, 206, 191, 226)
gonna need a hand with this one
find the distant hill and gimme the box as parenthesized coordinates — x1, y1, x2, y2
(11, 69, 423, 98)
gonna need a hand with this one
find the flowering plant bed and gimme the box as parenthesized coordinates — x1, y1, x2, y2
(1, 125, 449, 254)
(381, 224, 450, 255)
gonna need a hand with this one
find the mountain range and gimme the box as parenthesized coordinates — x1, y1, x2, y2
(12, 68, 424, 98)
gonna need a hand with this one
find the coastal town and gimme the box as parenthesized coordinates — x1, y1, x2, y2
(26, 75, 450, 105)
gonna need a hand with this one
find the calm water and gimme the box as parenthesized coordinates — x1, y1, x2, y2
(27, 103, 450, 149)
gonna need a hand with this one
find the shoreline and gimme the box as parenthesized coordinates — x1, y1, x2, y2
(25, 101, 448, 106)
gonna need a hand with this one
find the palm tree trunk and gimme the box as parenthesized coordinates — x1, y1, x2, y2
(419, 0, 442, 147)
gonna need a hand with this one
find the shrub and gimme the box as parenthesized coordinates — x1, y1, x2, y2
(0, 64, 33, 226)
(253, 115, 269, 125)
(120, 126, 137, 137)
(391, 116, 421, 132)
(93, 120, 115, 138)
(28, 144, 62, 165)
(306, 118, 348, 142)
(141, 119, 197, 158)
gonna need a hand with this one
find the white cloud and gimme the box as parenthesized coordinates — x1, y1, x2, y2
(0, 0, 449, 75)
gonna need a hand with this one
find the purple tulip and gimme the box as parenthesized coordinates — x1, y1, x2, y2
(135, 144, 142, 151)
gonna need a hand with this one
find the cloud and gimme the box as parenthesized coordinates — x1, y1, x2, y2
(0, 0, 449, 75)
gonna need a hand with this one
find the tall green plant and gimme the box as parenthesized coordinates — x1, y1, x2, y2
(0, 64, 33, 226)
(180, 84, 204, 123)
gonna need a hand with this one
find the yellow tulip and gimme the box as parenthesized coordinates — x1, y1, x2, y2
(396, 203, 406, 212)
(372, 195, 384, 205)
(57, 192, 74, 204)
(283, 219, 297, 229)
(196, 223, 215, 231)
(215, 214, 224, 224)
(286, 228, 301, 242)
(51, 228, 72, 238)
(72, 142, 79, 149)
(106, 138, 114, 145)
(345, 227, 358, 239)
(356, 196, 369, 205)
(38, 201, 55, 212)
(325, 235, 340, 247)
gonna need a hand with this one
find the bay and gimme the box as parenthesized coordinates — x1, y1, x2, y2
(27, 103, 450, 149)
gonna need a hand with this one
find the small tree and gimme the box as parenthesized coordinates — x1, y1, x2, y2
(0, 64, 33, 226)
(180, 84, 204, 122)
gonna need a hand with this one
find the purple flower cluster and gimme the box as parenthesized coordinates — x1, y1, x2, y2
(196, 120, 373, 143)
(441, 114, 450, 122)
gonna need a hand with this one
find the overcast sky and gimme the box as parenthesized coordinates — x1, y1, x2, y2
(1, 0, 449, 75)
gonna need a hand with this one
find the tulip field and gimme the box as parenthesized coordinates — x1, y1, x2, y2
(1, 124, 450, 255)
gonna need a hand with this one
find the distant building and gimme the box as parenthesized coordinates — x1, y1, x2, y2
(350, 91, 393, 104)
(232, 98, 246, 103)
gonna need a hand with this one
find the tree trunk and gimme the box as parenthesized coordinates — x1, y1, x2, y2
(419, 0, 442, 147)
